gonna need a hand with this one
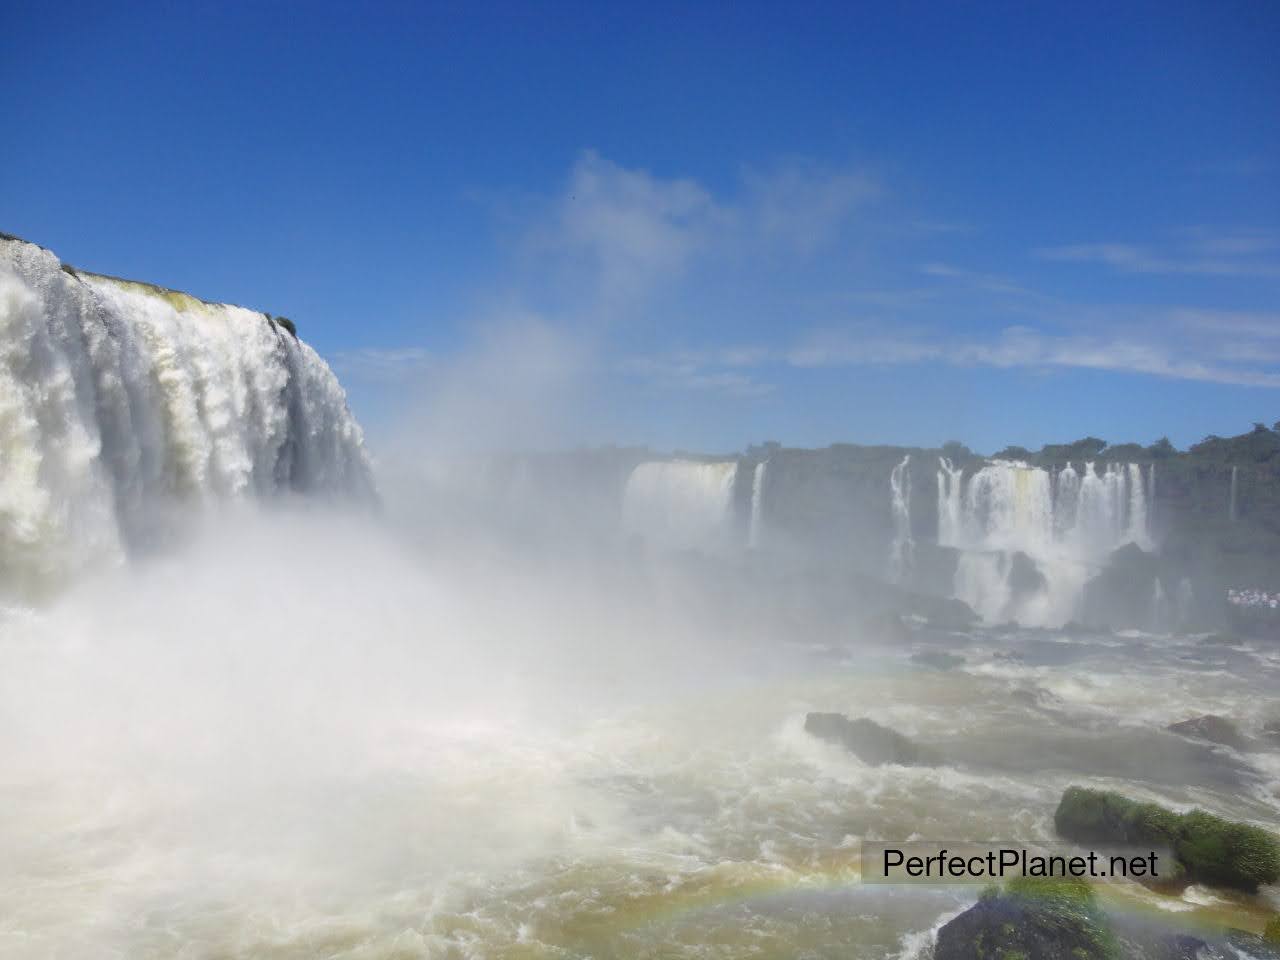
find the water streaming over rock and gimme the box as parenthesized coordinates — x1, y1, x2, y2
(937, 458, 1151, 625)
(622, 460, 739, 552)
(0, 236, 374, 593)
(888, 454, 913, 582)
(748, 460, 767, 549)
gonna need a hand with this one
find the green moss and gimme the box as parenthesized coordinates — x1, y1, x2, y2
(937, 876, 1118, 960)
(1054, 787, 1279, 892)
(1175, 810, 1280, 893)
(1264, 915, 1280, 945)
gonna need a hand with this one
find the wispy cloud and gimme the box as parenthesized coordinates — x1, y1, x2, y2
(622, 348, 774, 397)
(331, 347, 434, 382)
(919, 261, 1035, 296)
(787, 315, 1280, 388)
(741, 161, 879, 254)
(1035, 229, 1280, 277)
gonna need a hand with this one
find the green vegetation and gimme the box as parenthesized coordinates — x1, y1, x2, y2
(1054, 787, 1280, 892)
(273, 315, 298, 338)
(936, 876, 1118, 960)
(1264, 915, 1280, 945)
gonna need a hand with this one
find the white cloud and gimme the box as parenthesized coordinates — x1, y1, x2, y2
(1035, 232, 1280, 277)
(786, 318, 1280, 388)
(622, 348, 774, 397)
(741, 162, 879, 254)
(533, 151, 882, 310)
(551, 151, 723, 304)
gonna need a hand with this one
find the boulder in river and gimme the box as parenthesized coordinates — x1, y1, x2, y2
(802, 713, 942, 766)
(1054, 786, 1280, 892)
(909, 649, 965, 670)
(1166, 715, 1253, 752)
(935, 877, 1118, 960)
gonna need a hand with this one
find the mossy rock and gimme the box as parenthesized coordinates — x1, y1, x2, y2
(935, 877, 1118, 960)
(1265, 915, 1280, 946)
(1175, 810, 1280, 892)
(272, 315, 298, 339)
(1054, 787, 1279, 892)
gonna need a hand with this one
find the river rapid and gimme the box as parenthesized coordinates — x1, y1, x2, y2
(1, 511, 1276, 960)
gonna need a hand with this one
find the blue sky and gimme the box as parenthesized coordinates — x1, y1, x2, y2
(3, 1, 1278, 454)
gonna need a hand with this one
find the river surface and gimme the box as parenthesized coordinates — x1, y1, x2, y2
(1, 520, 1277, 959)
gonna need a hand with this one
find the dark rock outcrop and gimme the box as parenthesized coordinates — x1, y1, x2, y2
(1081, 543, 1163, 632)
(910, 650, 965, 670)
(935, 878, 1117, 960)
(802, 712, 942, 766)
(1166, 715, 1253, 752)
(1009, 550, 1048, 601)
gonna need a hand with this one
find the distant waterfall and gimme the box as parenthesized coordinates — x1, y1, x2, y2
(748, 461, 767, 549)
(1148, 463, 1156, 528)
(888, 455, 913, 582)
(622, 460, 739, 553)
(1126, 463, 1149, 549)
(0, 236, 374, 593)
(936, 457, 964, 546)
(938, 458, 1152, 626)
(1229, 466, 1238, 522)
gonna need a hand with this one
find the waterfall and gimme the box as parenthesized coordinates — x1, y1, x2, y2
(748, 460, 767, 549)
(888, 455, 913, 582)
(936, 457, 964, 546)
(1229, 466, 1238, 522)
(622, 460, 739, 553)
(0, 236, 374, 593)
(1054, 464, 1080, 538)
(1126, 463, 1149, 549)
(954, 552, 1011, 623)
(938, 457, 1153, 626)
(1148, 463, 1156, 528)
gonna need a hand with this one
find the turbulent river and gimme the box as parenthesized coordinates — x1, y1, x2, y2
(2, 511, 1276, 959)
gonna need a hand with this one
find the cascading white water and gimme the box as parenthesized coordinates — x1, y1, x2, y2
(1148, 463, 1156, 528)
(748, 460, 767, 549)
(936, 457, 964, 546)
(888, 454, 913, 582)
(1126, 463, 1149, 549)
(938, 458, 1151, 626)
(0, 236, 374, 592)
(622, 460, 738, 553)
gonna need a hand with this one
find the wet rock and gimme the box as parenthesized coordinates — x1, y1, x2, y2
(1054, 786, 1280, 893)
(1201, 632, 1241, 646)
(1111, 917, 1225, 960)
(1166, 715, 1253, 752)
(1081, 543, 1163, 632)
(1009, 550, 1048, 600)
(1262, 717, 1280, 745)
(802, 713, 942, 766)
(912, 595, 980, 630)
(1226, 928, 1280, 960)
(948, 727, 1249, 789)
(934, 877, 1118, 960)
(909, 649, 964, 670)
